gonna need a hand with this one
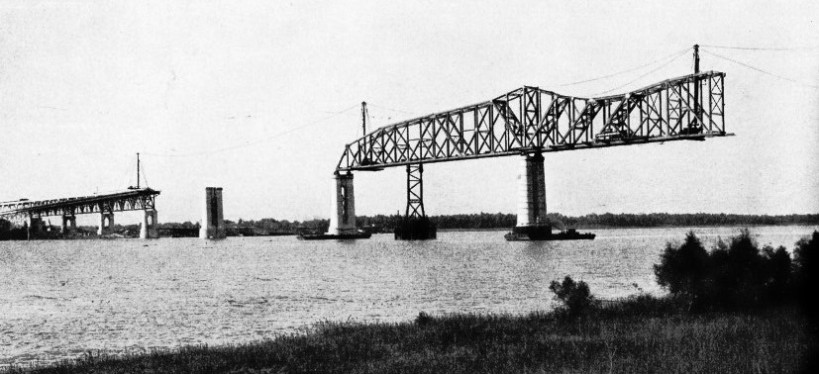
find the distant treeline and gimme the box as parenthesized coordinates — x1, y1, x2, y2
(187, 213, 819, 235)
(546, 212, 819, 229)
(3, 213, 817, 239)
(402, 213, 819, 231)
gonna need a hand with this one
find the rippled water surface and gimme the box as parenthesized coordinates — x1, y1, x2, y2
(1, 225, 815, 366)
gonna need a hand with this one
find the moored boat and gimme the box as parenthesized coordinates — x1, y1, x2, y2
(297, 230, 372, 240)
(504, 227, 595, 241)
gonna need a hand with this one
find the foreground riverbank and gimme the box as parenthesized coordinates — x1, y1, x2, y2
(4, 296, 815, 374)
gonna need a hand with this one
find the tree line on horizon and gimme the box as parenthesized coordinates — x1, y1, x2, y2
(173, 212, 819, 235)
(2, 212, 817, 239)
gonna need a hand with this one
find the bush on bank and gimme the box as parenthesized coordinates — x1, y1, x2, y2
(654, 229, 818, 312)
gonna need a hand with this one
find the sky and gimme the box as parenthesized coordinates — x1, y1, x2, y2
(1, 0, 818, 225)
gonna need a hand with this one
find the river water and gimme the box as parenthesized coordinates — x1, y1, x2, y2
(1, 225, 815, 367)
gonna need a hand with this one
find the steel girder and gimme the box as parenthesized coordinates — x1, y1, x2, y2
(336, 71, 727, 172)
(0, 188, 160, 220)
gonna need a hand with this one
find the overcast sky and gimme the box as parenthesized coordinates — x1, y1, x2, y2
(1, 0, 817, 224)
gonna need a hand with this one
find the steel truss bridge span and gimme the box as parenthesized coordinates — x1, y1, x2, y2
(336, 71, 727, 172)
(0, 188, 160, 220)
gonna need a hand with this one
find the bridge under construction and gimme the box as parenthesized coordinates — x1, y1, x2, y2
(326, 45, 730, 240)
(0, 154, 160, 240)
(0, 45, 730, 241)
(0, 188, 160, 239)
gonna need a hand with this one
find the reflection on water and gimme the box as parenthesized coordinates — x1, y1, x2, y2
(1, 225, 815, 366)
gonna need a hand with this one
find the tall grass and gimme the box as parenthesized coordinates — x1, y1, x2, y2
(4, 297, 814, 374)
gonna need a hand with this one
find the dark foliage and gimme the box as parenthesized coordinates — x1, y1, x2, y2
(655, 229, 817, 311)
(549, 276, 596, 317)
(654, 231, 709, 303)
(0, 218, 27, 240)
(414, 312, 434, 326)
(794, 231, 819, 323)
(762, 244, 792, 303)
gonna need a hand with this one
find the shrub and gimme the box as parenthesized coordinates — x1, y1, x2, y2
(794, 231, 819, 321)
(761, 245, 792, 303)
(549, 276, 595, 317)
(655, 229, 802, 311)
(415, 312, 434, 326)
(709, 229, 767, 308)
(654, 231, 709, 305)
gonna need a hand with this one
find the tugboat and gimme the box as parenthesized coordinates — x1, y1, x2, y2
(504, 225, 595, 241)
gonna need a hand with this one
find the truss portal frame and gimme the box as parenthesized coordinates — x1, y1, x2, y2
(336, 72, 727, 172)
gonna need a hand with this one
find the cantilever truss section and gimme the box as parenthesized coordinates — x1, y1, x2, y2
(0, 188, 160, 221)
(336, 72, 727, 171)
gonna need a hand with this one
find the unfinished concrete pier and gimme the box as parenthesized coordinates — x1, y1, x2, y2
(200, 187, 226, 240)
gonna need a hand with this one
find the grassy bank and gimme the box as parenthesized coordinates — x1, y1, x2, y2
(6, 297, 815, 374)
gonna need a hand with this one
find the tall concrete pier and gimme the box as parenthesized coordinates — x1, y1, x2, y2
(200, 187, 226, 240)
(140, 209, 158, 239)
(514, 152, 550, 234)
(326, 173, 357, 235)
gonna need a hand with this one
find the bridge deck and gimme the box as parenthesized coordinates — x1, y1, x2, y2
(0, 188, 160, 219)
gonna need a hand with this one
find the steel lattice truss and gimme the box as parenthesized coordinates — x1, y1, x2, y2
(406, 164, 425, 218)
(0, 188, 160, 220)
(337, 72, 727, 171)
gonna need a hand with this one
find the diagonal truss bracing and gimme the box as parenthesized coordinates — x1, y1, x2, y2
(336, 72, 727, 172)
(406, 164, 425, 218)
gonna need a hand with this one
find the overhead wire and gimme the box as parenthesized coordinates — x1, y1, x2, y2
(366, 103, 417, 115)
(557, 46, 692, 87)
(700, 44, 819, 51)
(701, 49, 819, 89)
(141, 103, 360, 158)
(591, 48, 691, 96)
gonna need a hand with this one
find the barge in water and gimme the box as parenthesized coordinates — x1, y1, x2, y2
(297, 230, 372, 240)
(504, 226, 595, 241)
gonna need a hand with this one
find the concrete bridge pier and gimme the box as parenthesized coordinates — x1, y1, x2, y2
(61, 214, 77, 236)
(98, 212, 115, 236)
(200, 187, 226, 240)
(326, 172, 357, 235)
(140, 209, 158, 239)
(513, 152, 551, 237)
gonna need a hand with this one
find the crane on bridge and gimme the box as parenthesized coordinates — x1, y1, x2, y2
(325, 45, 730, 240)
